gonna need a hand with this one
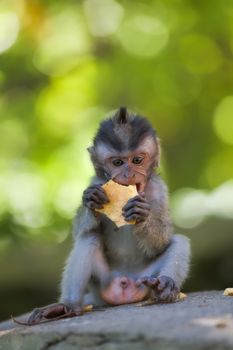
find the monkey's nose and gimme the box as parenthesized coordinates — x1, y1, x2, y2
(124, 172, 135, 179)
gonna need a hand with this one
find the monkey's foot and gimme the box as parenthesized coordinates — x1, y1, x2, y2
(136, 275, 179, 303)
(27, 303, 82, 325)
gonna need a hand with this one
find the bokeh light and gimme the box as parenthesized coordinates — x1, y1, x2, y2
(171, 189, 208, 229)
(171, 181, 233, 229)
(117, 15, 169, 58)
(179, 34, 222, 74)
(0, 12, 20, 54)
(34, 8, 90, 76)
(84, 0, 124, 37)
(36, 63, 98, 138)
(213, 96, 233, 145)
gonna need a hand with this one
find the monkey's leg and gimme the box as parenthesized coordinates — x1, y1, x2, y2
(60, 233, 109, 307)
(137, 234, 190, 302)
(28, 234, 109, 323)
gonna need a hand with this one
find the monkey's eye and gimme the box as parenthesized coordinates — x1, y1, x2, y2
(112, 159, 124, 167)
(132, 156, 143, 165)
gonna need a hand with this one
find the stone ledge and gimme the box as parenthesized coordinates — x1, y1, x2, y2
(1, 291, 233, 350)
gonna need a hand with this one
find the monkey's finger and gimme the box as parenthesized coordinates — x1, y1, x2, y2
(123, 213, 148, 223)
(157, 278, 167, 291)
(170, 289, 179, 302)
(87, 201, 104, 210)
(92, 187, 109, 202)
(123, 195, 147, 206)
(123, 207, 150, 218)
(123, 201, 150, 211)
(84, 185, 108, 196)
(157, 276, 176, 292)
(144, 278, 158, 287)
(86, 193, 105, 205)
(122, 200, 150, 211)
(124, 214, 145, 223)
(135, 276, 150, 286)
(135, 195, 147, 202)
(159, 288, 175, 302)
(28, 309, 43, 324)
(84, 188, 109, 203)
(122, 208, 150, 219)
(90, 184, 109, 196)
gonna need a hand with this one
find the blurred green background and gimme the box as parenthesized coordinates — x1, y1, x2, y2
(1, 0, 233, 322)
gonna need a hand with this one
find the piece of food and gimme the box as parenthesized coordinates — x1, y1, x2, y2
(96, 180, 138, 227)
(83, 304, 93, 312)
(223, 288, 233, 296)
(178, 292, 187, 300)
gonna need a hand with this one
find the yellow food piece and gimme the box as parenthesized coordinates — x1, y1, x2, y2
(223, 288, 233, 296)
(96, 180, 138, 227)
(83, 304, 93, 312)
(178, 292, 187, 300)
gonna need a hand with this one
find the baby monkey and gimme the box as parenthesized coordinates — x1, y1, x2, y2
(28, 108, 190, 323)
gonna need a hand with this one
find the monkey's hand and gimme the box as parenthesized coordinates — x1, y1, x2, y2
(83, 185, 109, 210)
(27, 303, 82, 325)
(122, 193, 150, 223)
(136, 276, 179, 303)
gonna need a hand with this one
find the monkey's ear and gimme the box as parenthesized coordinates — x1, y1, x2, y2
(116, 107, 128, 124)
(87, 146, 98, 164)
(87, 146, 94, 155)
(155, 137, 161, 167)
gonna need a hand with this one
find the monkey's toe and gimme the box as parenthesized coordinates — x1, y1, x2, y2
(27, 303, 79, 325)
(136, 276, 158, 287)
(28, 308, 43, 324)
(137, 275, 179, 303)
(156, 276, 179, 303)
(158, 287, 179, 303)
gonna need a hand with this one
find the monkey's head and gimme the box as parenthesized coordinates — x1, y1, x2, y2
(88, 107, 160, 192)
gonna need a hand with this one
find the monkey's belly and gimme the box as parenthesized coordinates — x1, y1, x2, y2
(100, 277, 149, 305)
(103, 221, 147, 271)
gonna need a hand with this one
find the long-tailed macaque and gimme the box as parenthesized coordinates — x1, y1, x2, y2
(28, 108, 190, 323)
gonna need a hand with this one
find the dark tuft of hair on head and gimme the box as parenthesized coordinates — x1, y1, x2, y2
(93, 118, 123, 151)
(93, 108, 157, 152)
(116, 107, 128, 124)
(128, 116, 156, 150)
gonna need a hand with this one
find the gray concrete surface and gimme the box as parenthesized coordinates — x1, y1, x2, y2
(0, 291, 233, 350)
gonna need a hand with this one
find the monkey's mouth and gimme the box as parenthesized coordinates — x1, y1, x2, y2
(113, 180, 143, 193)
(117, 182, 142, 192)
(136, 183, 144, 192)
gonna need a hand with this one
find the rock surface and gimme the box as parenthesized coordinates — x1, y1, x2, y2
(1, 291, 233, 350)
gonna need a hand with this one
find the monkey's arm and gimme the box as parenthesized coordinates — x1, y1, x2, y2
(136, 234, 190, 302)
(123, 177, 172, 257)
(60, 207, 109, 307)
(138, 234, 190, 289)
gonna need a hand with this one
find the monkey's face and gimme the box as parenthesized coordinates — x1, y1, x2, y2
(105, 151, 150, 192)
(89, 134, 160, 190)
(103, 136, 159, 192)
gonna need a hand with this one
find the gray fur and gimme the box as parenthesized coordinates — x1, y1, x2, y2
(60, 174, 190, 306)
(138, 234, 190, 289)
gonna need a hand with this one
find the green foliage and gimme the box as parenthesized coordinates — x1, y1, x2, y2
(1, 0, 233, 241)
